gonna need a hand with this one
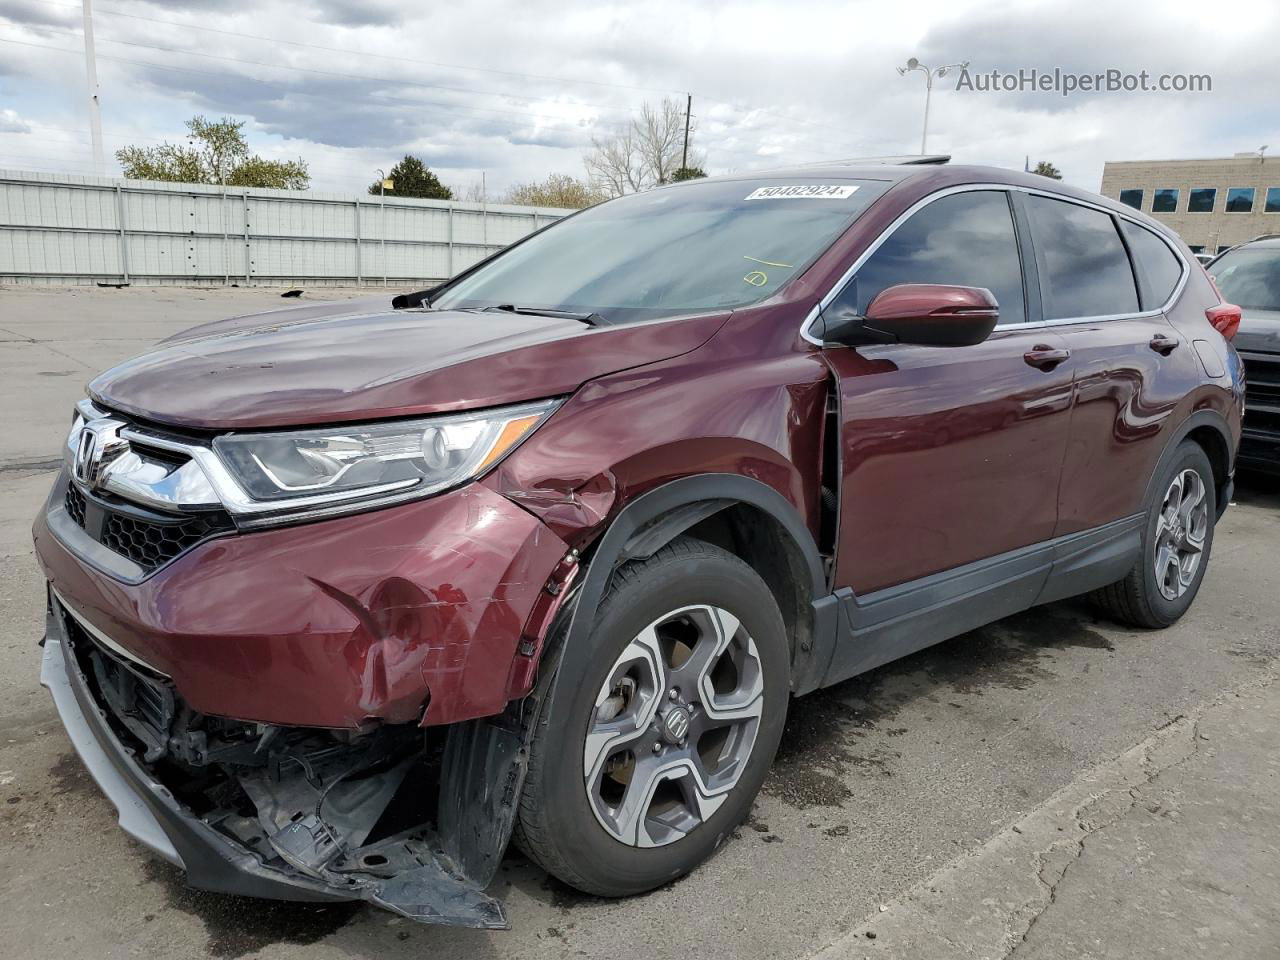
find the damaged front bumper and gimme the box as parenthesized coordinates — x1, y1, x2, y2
(41, 595, 526, 928)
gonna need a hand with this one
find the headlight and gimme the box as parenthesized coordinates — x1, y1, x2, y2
(212, 400, 558, 506)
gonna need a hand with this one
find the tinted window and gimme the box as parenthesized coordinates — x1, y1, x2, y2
(1209, 246, 1280, 310)
(1188, 188, 1216, 213)
(1025, 195, 1139, 319)
(432, 178, 888, 323)
(1152, 189, 1179, 213)
(1226, 187, 1255, 212)
(1119, 189, 1143, 210)
(1119, 221, 1184, 309)
(1266, 187, 1280, 213)
(844, 190, 1025, 324)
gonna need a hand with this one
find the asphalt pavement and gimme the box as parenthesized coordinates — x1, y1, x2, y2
(1, 285, 1277, 960)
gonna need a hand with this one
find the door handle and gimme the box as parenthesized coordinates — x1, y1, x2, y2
(1149, 334, 1180, 355)
(1023, 345, 1071, 370)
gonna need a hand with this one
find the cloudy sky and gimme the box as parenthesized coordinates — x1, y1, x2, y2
(0, 0, 1276, 198)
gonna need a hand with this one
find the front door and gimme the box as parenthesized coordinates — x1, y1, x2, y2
(822, 188, 1075, 595)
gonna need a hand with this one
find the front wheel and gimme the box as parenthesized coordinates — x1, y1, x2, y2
(1093, 440, 1217, 628)
(515, 536, 790, 897)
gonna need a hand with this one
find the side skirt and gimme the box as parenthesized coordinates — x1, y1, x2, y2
(819, 515, 1143, 688)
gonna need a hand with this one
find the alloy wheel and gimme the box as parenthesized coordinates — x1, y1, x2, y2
(1153, 467, 1209, 601)
(583, 604, 764, 848)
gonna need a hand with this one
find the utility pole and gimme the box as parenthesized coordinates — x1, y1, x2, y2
(81, 0, 106, 174)
(681, 94, 692, 172)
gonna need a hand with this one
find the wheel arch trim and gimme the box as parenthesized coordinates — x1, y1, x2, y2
(1143, 409, 1235, 519)
(550, 474, 834, 708)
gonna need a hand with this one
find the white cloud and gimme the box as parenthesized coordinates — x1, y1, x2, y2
(0, 0, 1273, 194)
(0, 108, 31, 133)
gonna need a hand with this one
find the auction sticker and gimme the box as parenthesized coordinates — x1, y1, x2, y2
(744, 184, 859, 200)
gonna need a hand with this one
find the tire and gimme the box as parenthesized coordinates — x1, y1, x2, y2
(1092, 440, 1217, 628)
(515, 535, 790, 897)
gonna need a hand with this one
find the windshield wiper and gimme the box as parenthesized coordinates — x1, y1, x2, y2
(482, 304, 610, 326)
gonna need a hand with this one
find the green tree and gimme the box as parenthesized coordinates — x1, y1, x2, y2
(369, 155, 453, 200)
(504, 173, 605, 208)
(1032, 160, 1062, 180)
(115, 115, 309, 189)
(671, 165, 707, 182)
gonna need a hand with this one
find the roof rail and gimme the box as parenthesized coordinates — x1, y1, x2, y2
(807, 154, 951, 166)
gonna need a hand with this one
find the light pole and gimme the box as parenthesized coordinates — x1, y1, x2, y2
(897, 57, 969, 154)
(81, 0, 105, 174)
(376, 168, 388, 286)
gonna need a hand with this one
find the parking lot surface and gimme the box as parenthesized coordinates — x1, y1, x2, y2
(1, 286, 1277, 960)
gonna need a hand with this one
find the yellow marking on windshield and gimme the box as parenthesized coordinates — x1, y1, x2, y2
(743, 271, 769, 287)
(743, 255, 793, 268)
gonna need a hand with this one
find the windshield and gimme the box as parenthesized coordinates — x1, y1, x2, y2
(1209, 246, 1280, 310)
(432, 178, 889, 324)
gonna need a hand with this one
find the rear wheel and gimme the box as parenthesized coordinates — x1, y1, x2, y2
(1093, 440, 1216, 628)
(516, 536, 789, 897)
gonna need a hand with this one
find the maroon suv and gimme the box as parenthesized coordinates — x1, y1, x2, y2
(35, 161, 1243, 928)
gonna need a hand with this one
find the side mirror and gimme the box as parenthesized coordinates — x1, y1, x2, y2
(821, 283, 999, 347)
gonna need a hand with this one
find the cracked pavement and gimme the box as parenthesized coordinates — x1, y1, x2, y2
(812, 677, 1279, 959)
(1, 287, 1279, 960)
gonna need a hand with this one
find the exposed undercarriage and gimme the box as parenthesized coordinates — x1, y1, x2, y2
(60, 604, 536, 928)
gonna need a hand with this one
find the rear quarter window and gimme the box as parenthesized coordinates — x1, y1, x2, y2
(1119, 220, 1185, 309)
(1025, 195, 1139, 320)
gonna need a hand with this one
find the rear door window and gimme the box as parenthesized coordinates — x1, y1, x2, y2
(1025, 196, 1139, 320)
(1119, 221, 1184, 309)
(846, 190, 1026, 324)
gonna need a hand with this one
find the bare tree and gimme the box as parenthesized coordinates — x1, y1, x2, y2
(586, 98, 703, 197)
(585, 127, 646, 197)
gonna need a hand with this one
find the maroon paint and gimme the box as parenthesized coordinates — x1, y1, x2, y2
(484, 300, 831, 549)
(34, 163, 1243, 735)
(34, 482, 568, 727)
(864, 283, 1000, 346)
(1054, 230, 1240, 536)
(89, 304, 730, 430)
(825, 327, 1075, 592)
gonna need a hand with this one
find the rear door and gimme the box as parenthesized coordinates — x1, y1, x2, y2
(823, 188, 1075, 596)
(1018, 194, 1194, 537)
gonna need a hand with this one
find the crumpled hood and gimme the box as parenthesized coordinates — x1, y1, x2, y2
(1235, 307, 1280, 354)
(89, 296, 730, 430)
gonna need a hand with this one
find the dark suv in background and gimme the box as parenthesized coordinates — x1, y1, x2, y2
(1208, 236, 1280, 472)
(35, 161, 1243, 928)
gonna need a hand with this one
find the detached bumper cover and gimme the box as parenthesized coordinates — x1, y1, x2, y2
(40, 600, 509, 927)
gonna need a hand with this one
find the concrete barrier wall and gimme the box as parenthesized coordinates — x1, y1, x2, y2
(0, 169, 571, 287)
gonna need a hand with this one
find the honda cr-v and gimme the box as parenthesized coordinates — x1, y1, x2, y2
(35, 160, 1244, 928)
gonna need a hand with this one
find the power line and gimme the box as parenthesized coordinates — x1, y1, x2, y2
(19, 0, 684, 97)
